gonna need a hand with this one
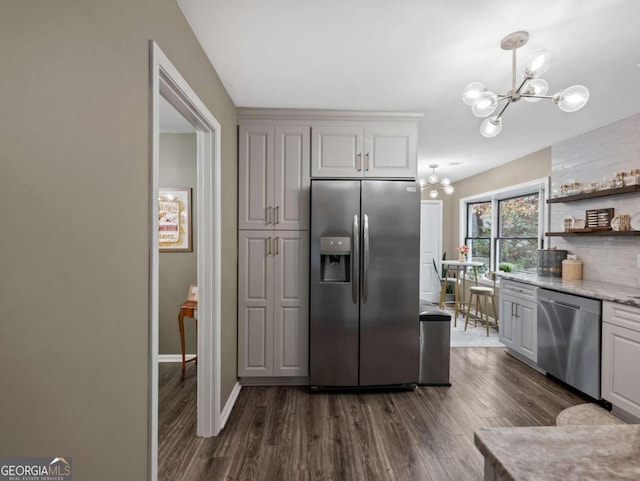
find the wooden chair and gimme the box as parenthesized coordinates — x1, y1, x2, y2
(465, 271, 498, 336)
(433, 259, 461, 326)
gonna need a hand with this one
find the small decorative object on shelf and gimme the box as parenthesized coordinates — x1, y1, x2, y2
(585, 208, 614, 230)
(457, 244, 469, 262)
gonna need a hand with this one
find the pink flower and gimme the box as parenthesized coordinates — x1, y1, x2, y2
(457, 245, 469, 254)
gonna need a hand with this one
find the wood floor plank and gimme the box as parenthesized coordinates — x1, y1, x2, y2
(159, 347, 588, 481)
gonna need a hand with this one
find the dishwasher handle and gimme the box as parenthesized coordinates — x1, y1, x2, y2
(540, 297, 581, 311)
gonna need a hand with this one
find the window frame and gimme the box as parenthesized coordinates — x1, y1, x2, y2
(460, 178, 549, 274)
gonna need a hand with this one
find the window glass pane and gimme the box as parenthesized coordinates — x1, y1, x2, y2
(499, 194, 539, 237)
(468, 202, 492, 238)
(498, 239, 538, 271)
(469, 238, 490, 267)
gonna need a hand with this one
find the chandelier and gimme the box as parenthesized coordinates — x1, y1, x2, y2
(419, 164, 454, 198)
(462, 31, 590, 138)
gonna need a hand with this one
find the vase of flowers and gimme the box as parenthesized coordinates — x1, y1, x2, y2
(457, 245, 469, 262)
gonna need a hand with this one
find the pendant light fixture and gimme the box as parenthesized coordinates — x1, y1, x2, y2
(419, 164, 454, 198)
(462, 31, 589, 138)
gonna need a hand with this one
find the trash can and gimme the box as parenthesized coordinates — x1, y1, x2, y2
(418, 301, 451, 386)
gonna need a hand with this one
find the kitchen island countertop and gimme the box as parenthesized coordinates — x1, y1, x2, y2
(499, 272, 640, 307)
(475, 424, 640, 481)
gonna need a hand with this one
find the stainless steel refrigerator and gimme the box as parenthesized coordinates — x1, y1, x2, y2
(309, 179, 420, 388)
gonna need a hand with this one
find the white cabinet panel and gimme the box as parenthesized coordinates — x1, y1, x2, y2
(364, 125, 417, 178)
(499, 281, 538, 363)
(311, 124, 363, 178)
(499, 294, 517, 350)
(238, 231, 274, 376)
(239, 124, 309, 230)
(519, 301, 537, 362)
(274, 126, 310, 230)
(238, 125, 274, 230)
(238, 230, 309, 378)
(311, 122, 417, 178)
(273, 231, 309, 376)
(602, 301, 640, 420)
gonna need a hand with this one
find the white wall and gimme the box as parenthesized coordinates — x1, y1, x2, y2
(549, 113, 640, 287)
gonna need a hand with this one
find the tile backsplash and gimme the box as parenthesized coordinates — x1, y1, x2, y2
(549, 112, 640, 288)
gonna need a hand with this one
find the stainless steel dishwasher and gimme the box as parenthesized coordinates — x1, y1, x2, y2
(537, 289, 602, 399)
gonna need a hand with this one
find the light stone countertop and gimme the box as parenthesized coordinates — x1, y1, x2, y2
(474, 425, 640, 481)
(499, 272, 640, 308)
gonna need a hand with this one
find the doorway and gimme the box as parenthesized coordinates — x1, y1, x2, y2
(419, 200, 443, 303)
(150, 42, 223, 481)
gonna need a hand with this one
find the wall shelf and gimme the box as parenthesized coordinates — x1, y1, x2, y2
(546, 231, 640, 237)
(547, 184, 640, 204)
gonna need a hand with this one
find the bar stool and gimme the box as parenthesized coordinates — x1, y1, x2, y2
(465, 272, 498, 336)
(434, 260, 461, 326)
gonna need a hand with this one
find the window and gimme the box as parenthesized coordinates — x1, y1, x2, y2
(462, 180, 546, 275)
(466, 201, 492, 268)
(497, 193, 539, 271)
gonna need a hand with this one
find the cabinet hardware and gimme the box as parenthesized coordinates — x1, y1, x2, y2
(274, 237, 279, 255)
(267, 236, 272, 255)
(356, 153, 362, 171)
(365, 152, 370, 171)
(267, 206, 272, 225)
(275, 206, 280, 225)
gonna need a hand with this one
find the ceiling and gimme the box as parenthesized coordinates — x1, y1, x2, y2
(178, 0, 640, 182)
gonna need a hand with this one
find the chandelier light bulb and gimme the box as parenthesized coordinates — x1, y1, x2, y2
(472, 91, 498, 117)
(480, 117, 503, 138)
(523, 78, 549, 103)
(524, 50, 551, 78)
(444, 185, 454, 195)
(441, 177, 451, 187)
(429, 189, 438, 199)
(555, 85, 590, 113)
(462, 82, 486, 106)
(428, 173, 439, 184)
(418, 179, 427, 190)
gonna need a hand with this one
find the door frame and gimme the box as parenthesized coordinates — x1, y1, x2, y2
(150, 41, 223, 480)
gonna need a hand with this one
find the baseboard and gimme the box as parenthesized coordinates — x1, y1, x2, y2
(503, 349, 545, 374)
(220, 382, 241, 430)
(240, 376, 309, 386)
(158, 354, 196, 363)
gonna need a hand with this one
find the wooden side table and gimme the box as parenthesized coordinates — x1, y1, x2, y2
(178, 300, 198, 380)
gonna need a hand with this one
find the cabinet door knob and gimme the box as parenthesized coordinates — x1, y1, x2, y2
(356, 153, 362, 171)
(274, 237, 279, 255)
(267, 236, 272, 255)
(275, 206, 279, 225)
(266, 206, 272, 225)
(365, 152, 370, 171)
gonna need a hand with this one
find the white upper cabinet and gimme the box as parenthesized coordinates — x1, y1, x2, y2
(311, 121, 418, 179)
(364, 125, 417, 178)
(310, 123, 364, 178)
(239, 124, 310, 230)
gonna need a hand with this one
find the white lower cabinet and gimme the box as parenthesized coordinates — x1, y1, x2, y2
(238, 230, 309, 377)
(602, 301, 640, 420)
(499, 280, 538, 363)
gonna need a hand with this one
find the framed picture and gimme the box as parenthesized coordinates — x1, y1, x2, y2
(187, 284, 198, 302)
(158, 188, 192, 252)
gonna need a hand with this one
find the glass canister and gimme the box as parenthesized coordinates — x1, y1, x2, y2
(614, 171, 627, 188)
(626, 169, 640, 186)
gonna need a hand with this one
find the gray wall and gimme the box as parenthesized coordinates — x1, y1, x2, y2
(438, 148, 552, 257)
(0, 1, 237, 480)
(159, 133, 197, 355)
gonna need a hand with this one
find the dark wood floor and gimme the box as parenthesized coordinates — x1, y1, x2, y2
(159, 348, 587, 481)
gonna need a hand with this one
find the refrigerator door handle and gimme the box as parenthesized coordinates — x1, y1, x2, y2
(363, 214, 369, 303)
(352, 214, 359, 304)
